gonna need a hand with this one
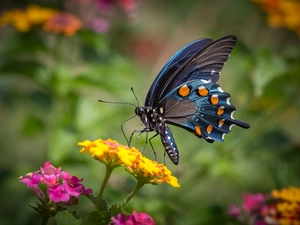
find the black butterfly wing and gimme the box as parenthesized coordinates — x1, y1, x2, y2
(145, 37, 213, 107)
(145, 35, 237, 107)
(158, 80, 250, 143)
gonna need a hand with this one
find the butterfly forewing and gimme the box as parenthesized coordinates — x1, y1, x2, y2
(146, 35, 237, 108)
(145, 38, 213, 107)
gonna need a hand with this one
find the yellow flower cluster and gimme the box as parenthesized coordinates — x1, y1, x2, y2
(253, 0, 300, 37)
(0, 5, 57, 32)
(78, 138, 180, 188)
(271, 186, 300, 224)
(0, 4, 82, 36)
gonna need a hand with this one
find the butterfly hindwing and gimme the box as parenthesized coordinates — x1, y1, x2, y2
(159, 79, 250, 143)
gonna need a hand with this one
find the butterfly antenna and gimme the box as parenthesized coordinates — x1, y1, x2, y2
(98, 99, 136, 107)
(131, 87, 140, 107)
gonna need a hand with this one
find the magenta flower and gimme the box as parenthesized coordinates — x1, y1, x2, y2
(19, 161, 92, 205)
(110, 210, 155, 225)
(242, 193, 265, 213)
(228, 205, 240, 219)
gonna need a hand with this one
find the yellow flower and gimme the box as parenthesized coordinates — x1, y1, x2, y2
(78, 138, 180, 187)
(78, 138, 139, 167)
(0, 4, 81, 36)
(0, 5, 56, 32)
(126, 155, 180, 187)
(272, 186, 300, 203)
(271, 186, 300, 223)
(253, 0, 300, 37)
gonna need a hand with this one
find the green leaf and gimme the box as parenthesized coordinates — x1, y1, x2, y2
(252, 49, 286, 97)
(107, 204, 123, 218)
(84, 210, 107, 225)
(55, 210, 82, 225)
(97, 198, 108, 212)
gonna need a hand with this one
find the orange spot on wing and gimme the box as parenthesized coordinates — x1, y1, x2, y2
(198, 86, 208, 96)
(195, 126, 201, 136)
(178, 85, 190, 97)
(217, 106, 224, 115)
(206, 125, 213, 134)
(211, 94, 219, 105)
(218, 119, 225, 127)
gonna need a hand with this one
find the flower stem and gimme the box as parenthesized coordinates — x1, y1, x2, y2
(40, 215, 49, 225)
(122, 180, 145, 207)
(95, 165, 114, 209)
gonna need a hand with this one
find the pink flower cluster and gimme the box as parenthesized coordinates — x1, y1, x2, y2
(110, 210, 155, 225)
(228, 189, 300, 225)
(229, 193, 266, 225)
(19, 161, 92, 205)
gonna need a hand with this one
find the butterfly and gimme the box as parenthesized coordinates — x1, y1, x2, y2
(133, 35, 250, 165)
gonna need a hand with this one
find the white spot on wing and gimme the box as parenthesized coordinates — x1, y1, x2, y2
(226, 97, 231, 105)
(222, 133, 226, 140)
(160, 107, 164, 114)
(229, 124, 235, 130)
(217, 87, 224, 93)
(230, 111, 235, 119)
(200, 79, 211, 84)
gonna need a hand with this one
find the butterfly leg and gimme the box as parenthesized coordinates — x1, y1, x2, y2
(148, 132, 159, 161)
(128, 128, 147, 147)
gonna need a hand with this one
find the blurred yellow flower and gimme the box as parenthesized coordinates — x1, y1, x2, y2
(0, 5, 56, 32)
(272, 186, 300, 202)
(78, 138, 180, 187)
(253, 0, 300, 37)
(0, 4, 81, 36)
(271, 186, 300, 223)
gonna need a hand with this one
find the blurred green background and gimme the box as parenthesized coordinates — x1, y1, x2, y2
(0, 0, 300, 224)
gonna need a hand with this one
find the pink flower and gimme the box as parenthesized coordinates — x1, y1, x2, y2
(110, 210, 155, 225)
(242, 193, 265, 213)
(228, 205, 241, 219)
(19, 161, 92, 205)
(90, 18, 109, 33)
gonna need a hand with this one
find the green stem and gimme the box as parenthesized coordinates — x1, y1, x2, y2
(122, 180, 145, 207)
(40, 215, 49, 225)
(95, 165, 114, 209)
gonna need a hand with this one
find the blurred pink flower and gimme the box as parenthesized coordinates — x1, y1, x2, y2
(228, 205, 241, 219)
(242, 193, 265, 213)
(110, 210, 155, 225)
(95, 0, 139, 18)
(90, 18, 109, 33)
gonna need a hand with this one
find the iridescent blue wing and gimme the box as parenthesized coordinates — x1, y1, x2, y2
(158, 79, 250, 143)
(145, 35, 237, 107)
(145, 38, 213, 106)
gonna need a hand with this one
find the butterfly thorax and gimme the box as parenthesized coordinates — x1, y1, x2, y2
(135, 106, 180, 165)
(135, 107, 165, 133)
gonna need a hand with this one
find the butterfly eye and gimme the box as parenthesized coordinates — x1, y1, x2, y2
(135, 107, 143, 115)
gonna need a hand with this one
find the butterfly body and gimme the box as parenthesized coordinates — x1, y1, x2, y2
(135, 35, 250, 165)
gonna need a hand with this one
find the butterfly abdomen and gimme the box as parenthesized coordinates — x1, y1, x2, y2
(160, 125, 179, 165)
